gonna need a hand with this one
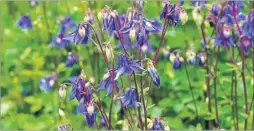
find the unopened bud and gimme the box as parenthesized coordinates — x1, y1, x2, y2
(105, 43, 114, 62)
(59, 84, 66, 100)
(180, 10, 188, 25)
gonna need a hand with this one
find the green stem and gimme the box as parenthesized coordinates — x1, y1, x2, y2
(133, 74, 143, 129)
(213, 47, 220, 128)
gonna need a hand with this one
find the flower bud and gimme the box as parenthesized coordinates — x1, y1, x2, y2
(59, 108, 65, 117)
(192, 8, 203, 26)
(80, 70, 86, 80)
(129, 28, 136, 41)
(105, 43, 114, 62)
(59, 84, 67, 100)
(87, 104, 95, 116)
(180, 10, 188, 25)
(97, 11, 103, 21)
(78, 25, 86, 37)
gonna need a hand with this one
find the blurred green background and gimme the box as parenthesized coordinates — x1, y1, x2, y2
(0, 0, 253, 130)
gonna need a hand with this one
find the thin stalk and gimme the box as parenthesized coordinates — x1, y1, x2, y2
(232, 6, 248, 130)
(213, 47, 220, 128)
(42, 2, 52, 43)
(133, 74, 143, 129)
(184, 62, 199, 121)
(200, 13, 212, 129)
(231, 69, 236, 130)
(234, 68, 239, 130)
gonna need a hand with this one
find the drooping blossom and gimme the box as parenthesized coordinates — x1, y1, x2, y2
(114, 54, 143, 80)
(120, 88, 140, 107)
(213, 25, 235, 47)
(98, 72, 119, 95)
(77, 101, 96, 128)
(64, 23, 91, 45)
(39, 74, 57, 93)
(152, 118, 164, 130)
(50, 33, 71, 49)
(16, 15, 33, 29)
(197, 52, 207, 66)
(147, 59, 160, 88)
(66, 52, 78, 67)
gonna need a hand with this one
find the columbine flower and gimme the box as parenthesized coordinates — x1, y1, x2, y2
(39, 74, 57, 93)
(191, 0, 207, 8)
(186, 48, 196, 66)
(114, 54, 143, 80)
(228, 1, 245, 13)
(170, 51, 184, 70)
(242, 9, 254, 45)
(98, 72, 119, 95)
(101, 7, 119, 38)
(219, 5, 246, 26)
(69, 71, 92, 102)
(60, 16, 77, 33)
(29, 0, 38, 8)
(84, 8, 94, 24)
(59, 84, 67, 100)
(213, 25, 234, 48)
(240, 37, 252, 53)
(152, 118, 164, 130)
(120, 12, 161, 35)
(147, 59, 160, 88)
(16, 15, 33, 29)
(160, 2, 183, 28)
(64, 23, 91, 45)
(57, 124, 73, 131)
(121, 88, 140, 107)
(66, 52, 78, 67)
(197, 52, 207, 66)
(192, 7, 203, 26)
(78, 101, 96, 128)
(50, 33, 70, 49)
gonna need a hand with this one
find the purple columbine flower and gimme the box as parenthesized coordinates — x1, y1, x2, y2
(228, 1, 245, 13)
(114, 54, 144, 80)
(147, 60, 160, 88)
(50, 33, 71, 49)
(135, 0, 144, 12)
(60, 16, 77, 33)
(120, 13, 161, 35)
(29, 0, 38, 8)
(170, 52, 184, 70)
(64, 23, 91, 45)
(120, 88, 140, 107)
(213, 25, 235, 48)
(197, 52, 206, 66)
(16, 15, 33, 29)
(84, 8, 94, 24)
(98, 72, 119, 95)
(240, 37, 252, 53)
(69, 71, 92, 102)
(77, 101, 96, 128)
(152, 118, 164, 130)
(160, 2, 182, 28)
(66, 52, 78, 67)
(101, 8, 119, 38)
(191, 0, 207, 8)
(242, 9, 254, 45)
(39, 74, 57, 93)
(186, 50, 196, 66)
(219, 5, 246, 26)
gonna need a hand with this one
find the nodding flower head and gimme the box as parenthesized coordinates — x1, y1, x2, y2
(191, 0, 207, 8)
(57, 124, 73, 131)
(66, 52, 79, 67)
(98, 72, 119, 95)
(39, 74, 57, 93)
(50, 33, 70, 49)
(242, 9, 254, 44)
(228, 1, 245, 12)
(101, 7, 119, 37)
(120, 11, 161, 35)
(152, 118, 164, 130)
(29, 0, 38, 8)
(240, 37, 252, 53)
(84, 8, 94, 24)
(209, 4, 220, 25)
(69, 71, 92, 102)
(186, 48, 196, 66)
(121, 88, 140, 107)
(59, 84, 67, 100)
(16, 15, 33, 29)
(197, 52, 207, 66)
(60, 16, 77, 33)
(78, 101, 96, 128)
(105, 43, 114, 62)
(135, 0, 144, 12)
(114, 54, 143, 80)
(213, 25, 234, 48)
(147, 59, 160, 88)
(64, 23, 91, 45)
(160, 3, 182, 28)
(170, 51, 184, 70)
